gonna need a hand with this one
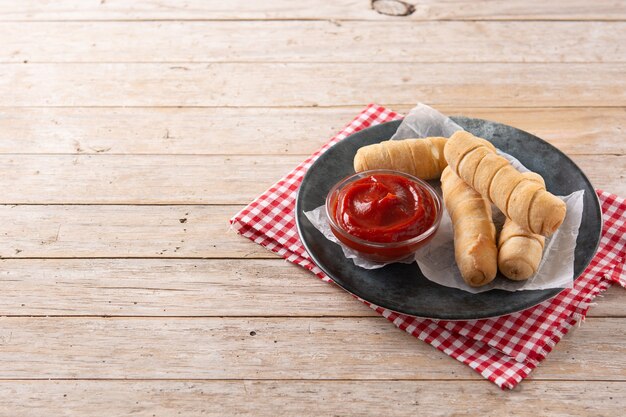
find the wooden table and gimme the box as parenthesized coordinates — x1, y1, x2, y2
(0, 1, 624, 415)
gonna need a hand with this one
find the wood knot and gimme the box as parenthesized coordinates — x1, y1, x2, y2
(371, 0, 415, 16)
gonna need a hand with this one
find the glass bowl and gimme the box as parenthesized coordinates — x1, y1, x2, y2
(325, 169, 442, 263)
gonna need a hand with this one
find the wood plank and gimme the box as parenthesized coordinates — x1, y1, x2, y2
(4, 21, 626, 63)
(0, 205, 275, 259)
(0, 258, 622, 318)
(0, 317, 623, 380)
(0, 155, 302, 204)
(592, 285, 626, 317)
(1, 63, 625, 107)
(0, 259, 369, 317)
(0, 154, 621, 204)
(0, 380, 623, 416)
(1, 0, 624, 21)
(0, 106, 623, 155)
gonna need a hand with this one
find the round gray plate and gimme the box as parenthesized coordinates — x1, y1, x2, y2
(295, 118, 602, 320)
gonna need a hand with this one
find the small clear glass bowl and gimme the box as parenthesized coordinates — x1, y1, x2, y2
(325, 169, 443, 263)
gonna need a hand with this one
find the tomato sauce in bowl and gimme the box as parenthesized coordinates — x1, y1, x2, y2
(326, 170, 442, 263)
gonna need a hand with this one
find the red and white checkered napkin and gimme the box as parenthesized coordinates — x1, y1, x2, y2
(230, 104, 626, 389)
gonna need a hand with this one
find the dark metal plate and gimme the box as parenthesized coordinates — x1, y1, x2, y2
(295, 118, 602, 320)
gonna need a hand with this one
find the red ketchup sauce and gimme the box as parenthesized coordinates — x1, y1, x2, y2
(328, 172, 439, 262)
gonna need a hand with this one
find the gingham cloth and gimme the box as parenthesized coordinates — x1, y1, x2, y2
(230, 104, 626, 389)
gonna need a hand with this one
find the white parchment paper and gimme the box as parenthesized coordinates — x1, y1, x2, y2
(305, 103, 585, 293)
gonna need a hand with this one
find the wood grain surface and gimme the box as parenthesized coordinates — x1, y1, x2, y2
(0, 154, 621, 204)
(0, 0, 623, 415)
(2, 63, 625, 107)
(2, 0, 624, 21)
(0, 380, 623, 417)
(2, 21, 625, 63)
(0, 259, 623, 317)
(0, 107, 624, 155)
(0, 317, 623, 380)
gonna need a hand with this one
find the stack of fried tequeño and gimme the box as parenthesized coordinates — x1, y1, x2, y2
(353, 131, 566, 287)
